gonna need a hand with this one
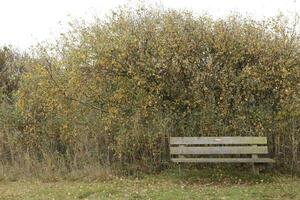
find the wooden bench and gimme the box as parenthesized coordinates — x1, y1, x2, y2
(170, 137, 275, 174)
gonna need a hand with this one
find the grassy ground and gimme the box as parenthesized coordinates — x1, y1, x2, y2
(0, 168, 299, 200)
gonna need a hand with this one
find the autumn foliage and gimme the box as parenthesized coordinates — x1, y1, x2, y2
(0, 7, 300, 175)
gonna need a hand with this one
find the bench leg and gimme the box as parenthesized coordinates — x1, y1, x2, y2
(251, 151, 259, 175)
(252, 163, 259, 175)
(178, 163, 181, 175)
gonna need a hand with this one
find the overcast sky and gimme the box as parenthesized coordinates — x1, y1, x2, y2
(0, 0, 299, 50)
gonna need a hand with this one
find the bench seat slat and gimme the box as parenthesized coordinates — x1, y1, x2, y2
(170, 137, 267, 145)
(171, 158, 275, 163)
(170, 146, 268, 155)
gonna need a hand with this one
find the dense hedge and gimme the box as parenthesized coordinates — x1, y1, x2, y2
(0, 7, 300, 175)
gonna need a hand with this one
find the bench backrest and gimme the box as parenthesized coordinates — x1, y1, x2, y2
(170, 137, 269, 156)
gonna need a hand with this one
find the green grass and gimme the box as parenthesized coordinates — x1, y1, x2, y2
(0, 168, 299, 200)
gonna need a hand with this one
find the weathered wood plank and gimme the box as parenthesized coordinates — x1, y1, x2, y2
(170, 146, 268, 155)
(170, 137, 267, 145)
(171, 158, 275, 163)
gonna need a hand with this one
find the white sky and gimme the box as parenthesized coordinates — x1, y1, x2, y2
(0, 0, 299, 50)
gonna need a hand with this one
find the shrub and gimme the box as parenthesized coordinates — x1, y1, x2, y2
(1, 7, 300, 175)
